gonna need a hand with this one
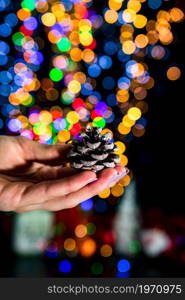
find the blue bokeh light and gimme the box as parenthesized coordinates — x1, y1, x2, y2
(80, 198, 93, 211)
(88, 64, 101, 78)
(104, 41, 117, 55)
(99, 55, 112, 69)
(102, 76, 115, 90)
(0, 23, 12, 37)
(117, 259, 131, 273)
(59, 260, 72, 273)
(4, 13, 18, 27)
(95, 199, 107, 213)
(148, 0, 162, 9)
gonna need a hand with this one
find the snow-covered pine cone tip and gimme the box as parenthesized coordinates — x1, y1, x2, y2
(67, 125, 120, 172)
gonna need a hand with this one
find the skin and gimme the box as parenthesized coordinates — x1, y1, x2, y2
(0, 136, 128, 213)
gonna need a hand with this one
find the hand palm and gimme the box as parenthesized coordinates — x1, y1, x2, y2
(0, 136, 126, 212)
(0, 136, 73, 182)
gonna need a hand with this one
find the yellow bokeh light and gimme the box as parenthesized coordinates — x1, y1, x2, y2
(114, 141, 126, 154)
(122, 9, 136, 23)
(119, 175, 131, 186)
(80, 238, 97, 257)
(167, 66, 181, 81)
(79, 32, 93, 46)
(134, 14, 147, 28)
(64, 238, 76, 251)
(128, 107, 142, 121)
(122, 40, 136, 54)
(51, 2, 65, 19)
(135, 34, 149, 48)
(118, 123, 131, 135)
(75, 224, 87, 238)
(98, 188, 111, 199)
(68, 80, 81, 94)
(104, 9, 118, 24)
(116, 90, 129, 103)
(74, 72, 86, 84)
(58, 130, 71, 142)
(109, 0, 123, 11)
(170, 7, 184, 22)
(70, 48, 82, 62)
(119, 154, 128, 166)
(111, 184, 124, 197)
(122, 115, 135, 127)
(41, 12, 56, 27)
(127, 0, 141, 13)
(82, 49, 95, 63)
(66, 111, 80, 124)
(100, 244, 113, 257)
(39, 111, 53, 125)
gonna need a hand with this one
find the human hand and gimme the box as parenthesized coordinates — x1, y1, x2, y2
(0, 136, 128, 212)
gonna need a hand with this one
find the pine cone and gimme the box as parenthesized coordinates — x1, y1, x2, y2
(68, 125, 120, 172)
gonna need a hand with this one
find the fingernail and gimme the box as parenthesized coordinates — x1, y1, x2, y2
(118, 168, 129, 178)
(109, 168, 129, 183)
(87, 178, 97, 184)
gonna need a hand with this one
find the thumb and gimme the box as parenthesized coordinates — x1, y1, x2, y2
(19, 137, 72, 165)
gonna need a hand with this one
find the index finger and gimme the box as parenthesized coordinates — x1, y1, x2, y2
(42, 167, 123, 211)
(18, 170, 97, 207)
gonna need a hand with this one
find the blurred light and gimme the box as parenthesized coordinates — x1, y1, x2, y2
(8, 118, 22, 132)
(91, 262, 103, 275)
(167, 66, 181, 81)
(75, 224, 87, 238)
(64, 238, 76, 251)
(49, 68, 64, 82)
(117, 259, 131, 272)
(80, 238, 96, 257)
(45, 245, 58, 258)
(95, 199, 108, 213)
(88, 64, 101, 78)
(100, 244, 112, 257)
(80, 198, 93, 211)
(59, 260, 72, 273)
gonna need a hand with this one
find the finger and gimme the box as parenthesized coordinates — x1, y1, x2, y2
(14, 167, 129, 212)
(0, 179, 32, 212)
(40, 168, 119, 211)
(18, 171, 97, 206)
(67, 166, 128, 204)
(109, 165, 129, 187)
(18, 136, 72, 165)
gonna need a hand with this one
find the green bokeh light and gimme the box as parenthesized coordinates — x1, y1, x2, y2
(12, 32, 25, 46)
(128, 240, 141, 254)
(68, 59, 77, 72)
(22, 95, 35, 107)
(61, 91, 74, 105)
(21, 0, 35, 11)
(93, 117, 106, 128)
(91, 262, 103, 275)
(33, 123, 47, 135)
(87, 223, 96, 235)
(64, 118, 71, 130)
(57, 37, 71, 52)
(49, 68, 64, 82)
(55, 223, 66, 236)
